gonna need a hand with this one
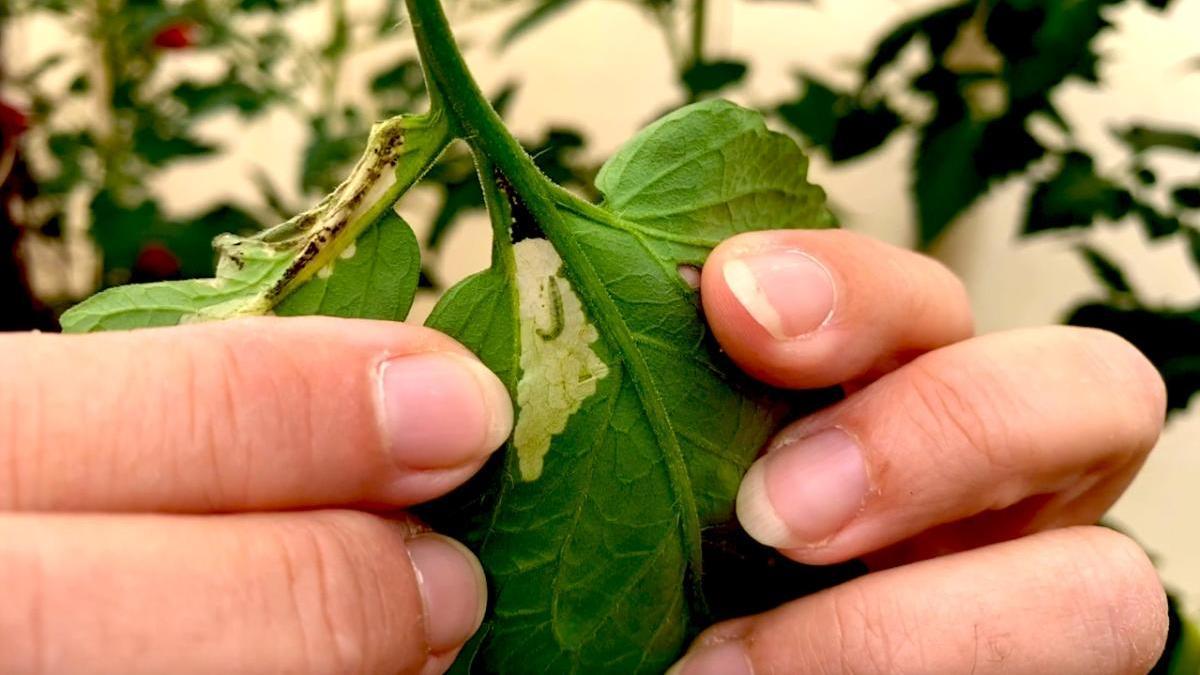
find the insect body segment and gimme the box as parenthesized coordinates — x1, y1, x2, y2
(535, 275, 566, 340)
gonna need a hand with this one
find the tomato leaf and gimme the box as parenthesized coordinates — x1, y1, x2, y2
(422, 99, 833, 673)
(60, 113, 449, 331)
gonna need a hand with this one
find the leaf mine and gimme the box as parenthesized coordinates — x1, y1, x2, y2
(512, 238, 610, 481)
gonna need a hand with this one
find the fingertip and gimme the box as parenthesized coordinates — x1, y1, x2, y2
(378, 351, 512, 472)
(702, 230, 972, 389)
(405, 533, 488, 655)
(701, 234, 843, 389)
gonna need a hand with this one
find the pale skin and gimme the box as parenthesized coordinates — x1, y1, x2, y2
(0, 230, 1168, 674)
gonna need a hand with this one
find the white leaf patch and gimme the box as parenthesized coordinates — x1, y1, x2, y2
(513, 238, 609, 481)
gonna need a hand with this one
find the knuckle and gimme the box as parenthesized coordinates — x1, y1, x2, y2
(271, 511, 411, 675)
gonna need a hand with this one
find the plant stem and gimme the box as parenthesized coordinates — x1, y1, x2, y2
(321, 0, 348, 123)
(690, 0, 707, 66)
(406, 0, 544, 200)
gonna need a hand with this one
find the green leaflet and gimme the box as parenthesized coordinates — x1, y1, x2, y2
(276, 212, 420, 320)
(60, 112, 450, 332)
(423, 99, 834, 673)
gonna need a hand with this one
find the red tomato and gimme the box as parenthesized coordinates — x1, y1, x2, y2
(152, 22, 196, 49)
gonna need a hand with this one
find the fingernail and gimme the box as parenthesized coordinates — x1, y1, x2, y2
(406, 533, 488, 653)
(737, 428, 869, 549)
(379, 352, 513, 470)
(723, 250, 835, 340)
(667, 642, 754, 675)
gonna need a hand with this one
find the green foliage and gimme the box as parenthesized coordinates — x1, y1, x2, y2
(13, 0, 1200, 671)
(57, 4, 838, 661)
(1119, 125, 1200, 154)
(681, 59, 748, 100)
(766, 0, 1200, 421)
(500, 0, 581, 47)
(1024, 152, 1132, 234)
(1164, 599, 1200, 675)
(61, 207, 420, 331)
(424, 100, 831, 672)
(1076, 245, 1133, 297)
(777, 75, 901, 162)
(61, 111, 450, 331)
(273, 212, 421, 320)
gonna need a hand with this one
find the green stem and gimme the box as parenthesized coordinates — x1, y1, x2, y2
(690, 0, 707, 66)
(407, 0, 545, 199)
(321, 0, 348, 122)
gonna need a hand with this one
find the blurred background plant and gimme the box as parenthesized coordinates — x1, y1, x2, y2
(2, 0, 1198, 669)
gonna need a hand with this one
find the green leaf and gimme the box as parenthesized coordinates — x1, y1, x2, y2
(680, 59, 748, 99)
(66, 208, 420, 331)
(42, 131, 95, 195)
(1117, 125, 1200, 155)
(58, 247, 290, 333)
(863, 3, 974, 81)
(827, 103, 902, 162)
(370, 58, 428, 115)
(987, 0, 1112, 101)
(776, 75, 839, 148)
(89, 187, 267, 284)
(68, 73, 89, 94)
(322, 2, 350, 60)
(1023, 151, 1131, 235)
(1132, 201, 1183, 240)
(1184, 227, 1200, 271)
(132, 123, 216, 166)
(914, 113, 1043, 247)
(1164, 598, 1200, 674)
(595, 100, 834, 239)
(499, 0, 580, 48)
(171, 74, 279, 119)
(275, 211, 420, 320)
(863, 14, 925, 81)
(302, 119, 369, 194)
(63, 113, 451, 331)
(1172, 185, 1200, 210)
(423, 100, 833, 673)
(777, 75, 901, 163)
(1077, 245, 1133, 296)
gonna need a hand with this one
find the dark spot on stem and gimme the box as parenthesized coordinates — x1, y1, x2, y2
(497, 170, 546, 243)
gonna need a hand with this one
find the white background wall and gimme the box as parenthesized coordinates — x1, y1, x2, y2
(9, 0, 1200, 607)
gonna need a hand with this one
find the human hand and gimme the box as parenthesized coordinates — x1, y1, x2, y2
(0, 318, 513, 674)
(670, 230, 1169, 675)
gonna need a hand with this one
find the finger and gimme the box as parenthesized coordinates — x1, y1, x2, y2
(700, 229, 973, 389)
(0, 316, 513, 512)
(0, 510, 485, 675)
(671, 527, 1168, 675)
(735, 327, 1166, 564)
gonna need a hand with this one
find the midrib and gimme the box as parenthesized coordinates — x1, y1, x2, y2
(537, 204, 706, 598)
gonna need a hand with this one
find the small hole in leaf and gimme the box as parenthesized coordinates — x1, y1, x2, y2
(678, 264, 701, 289)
